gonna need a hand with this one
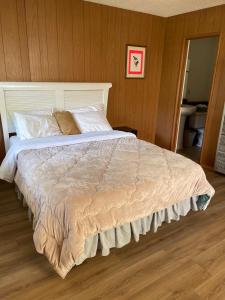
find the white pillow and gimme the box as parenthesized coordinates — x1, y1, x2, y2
(69, 103, 104, 113)
(13, 112, 62, 140)
(73, 110, 112, 133)
(13, 109, 53, 133)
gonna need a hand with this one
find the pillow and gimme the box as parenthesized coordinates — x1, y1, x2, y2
(13, 112, 62, 140)
(69, 103, 104, 113)
(13, 109, 53, 120)
(53, 111, 80, 135)
(73, 110, 112, 133)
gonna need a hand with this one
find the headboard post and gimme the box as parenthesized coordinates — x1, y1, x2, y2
(0, 88, 10, 150)
(0, 82, 112, 152)
(103, 88, 109, 114)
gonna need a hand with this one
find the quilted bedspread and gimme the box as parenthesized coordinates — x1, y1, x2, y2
(13, 135, 214, 278)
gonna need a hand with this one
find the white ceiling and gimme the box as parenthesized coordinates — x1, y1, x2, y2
(84, 0, 225, 17)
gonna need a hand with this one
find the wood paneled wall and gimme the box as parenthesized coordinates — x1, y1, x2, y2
(0, 0, 165, 161)
(156, 5, 225, 168)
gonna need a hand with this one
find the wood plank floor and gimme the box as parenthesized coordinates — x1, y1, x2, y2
(1, 171, 225, 299)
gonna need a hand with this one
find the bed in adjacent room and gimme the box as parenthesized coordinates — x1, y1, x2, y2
(0, 82, 214, 278)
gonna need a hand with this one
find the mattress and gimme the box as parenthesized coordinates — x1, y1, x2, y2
(0, 131, 215, 278)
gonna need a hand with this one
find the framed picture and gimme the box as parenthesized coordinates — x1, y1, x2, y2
(125, 45, 146, 79)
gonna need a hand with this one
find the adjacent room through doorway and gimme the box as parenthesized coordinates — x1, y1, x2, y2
(176, 36, 219, 163)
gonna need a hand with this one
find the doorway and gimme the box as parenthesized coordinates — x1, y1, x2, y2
(175, 36, 219, 163)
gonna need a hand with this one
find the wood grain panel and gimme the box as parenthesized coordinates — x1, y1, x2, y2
(25, 0, 43, 80)
(44, 0, 59, 81)
(112, 8, 129, 125)
(0, 1, 6, 81)
(16, 0, 31, 81)
(0, 2, 7, 162)
(72, 0, 85, 81)
(156, 5, 225, 168)
(101, 6, 122, 123)
(37, 0, 50, 81)
(0, 1, 24, 80)
(124, 11, 149, 138)
(143, 15, 165, 142)
(56, 0, 74, 81)
(156, 23, 184, 148)
(83, 2, 103, 82)
(201, 28, 225, 167)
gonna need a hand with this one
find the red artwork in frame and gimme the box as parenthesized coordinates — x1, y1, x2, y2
(126, 45, 146, 78)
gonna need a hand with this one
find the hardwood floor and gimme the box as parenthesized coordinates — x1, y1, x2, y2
(1, 171, 225, 299)
(178, 146, 201, 163)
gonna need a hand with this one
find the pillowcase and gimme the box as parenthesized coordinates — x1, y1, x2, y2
(53, 111, 80, 135)
(13, 112, 62, 140)
(73, 110, 112, 133)
(69, 103, 104, 114)
(12, 109, 53, 134)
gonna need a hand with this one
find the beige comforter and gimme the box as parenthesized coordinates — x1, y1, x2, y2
(14, 135, 214, 278)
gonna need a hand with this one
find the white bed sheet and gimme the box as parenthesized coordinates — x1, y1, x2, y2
(9, 136, 21, 147)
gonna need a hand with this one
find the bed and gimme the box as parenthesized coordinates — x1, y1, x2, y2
(0, 82, 214, 278)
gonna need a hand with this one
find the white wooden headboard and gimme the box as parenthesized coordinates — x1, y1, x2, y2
(0, 82, 112, 151)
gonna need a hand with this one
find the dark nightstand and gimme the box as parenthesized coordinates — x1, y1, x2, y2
(113, 126, 138, 136)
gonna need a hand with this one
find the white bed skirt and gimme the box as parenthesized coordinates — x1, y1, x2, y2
(15, 186, 200, 267)
(75, 196, 199, 265)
